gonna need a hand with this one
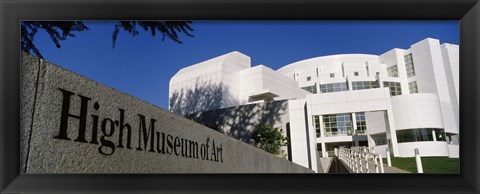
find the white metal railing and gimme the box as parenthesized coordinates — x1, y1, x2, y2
(335, 147, 384, 173)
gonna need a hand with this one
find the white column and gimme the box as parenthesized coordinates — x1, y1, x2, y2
(379, 154, 385, 173)
(319, 115, 324, 138)
(386, 147, 392, 167)
(385, 110, 399, 156)
(415, 148, 423, 173)
(321, 142, 327, 158)
(432, 130, 437, 141)
(352, 112, 358, 135)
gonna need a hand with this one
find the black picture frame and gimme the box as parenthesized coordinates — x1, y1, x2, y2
(1, 0, 478, 193)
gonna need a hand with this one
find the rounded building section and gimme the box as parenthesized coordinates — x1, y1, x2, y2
(277, 54, 385, 84)
(391, 94, 449, 157)
(169, 38, 460, 172)
(276, 54, 399, 98)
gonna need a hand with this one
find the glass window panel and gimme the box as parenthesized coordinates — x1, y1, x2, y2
(396, 128, 446, 143)
(405, 54, 416, 77)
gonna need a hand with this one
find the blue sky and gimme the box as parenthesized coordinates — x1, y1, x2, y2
(31, 21, 459, 110)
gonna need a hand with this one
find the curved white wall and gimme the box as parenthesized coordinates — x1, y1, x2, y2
(169, 51, 251, 115)
(390, 94, 444, 130)
(277, 54, 385, 84)
(397, 141, 449, 157)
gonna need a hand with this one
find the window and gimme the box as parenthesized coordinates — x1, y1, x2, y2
(307, 76, 311, 81)
(301, 84, 317, 94)
(383, 81, 402, 96)
(387, 65, 398, 77)
(371, 133, 387, 145)
(354, 72, 359, 76)
(322, 113, 353, 137)
(313, 115, 321, 138)
(409, 81, 418, 93)
(396, 128, 446, 143)
(351, 81, 379, 90)
(404, 53, 416, 77)
(436, 130, 446, 141)
(319, 82, 348, 93)
(355, 112, 367, 135)
(330, 73, 335, 78)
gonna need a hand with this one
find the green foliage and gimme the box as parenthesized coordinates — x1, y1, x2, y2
(391, 157, 459, 173)
(252, 125, 288, 156)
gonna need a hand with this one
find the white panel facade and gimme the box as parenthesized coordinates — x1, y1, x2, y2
(410, 39, 459, 134)
(365, 111, 388, 135)
(441, 43, 460, 129)
(169, 51, 251, 115)
(397, 142, 449, 157)
(287, 99, 317, 171)
(390, 94, 445, 130)
(169, 38, 460, 172)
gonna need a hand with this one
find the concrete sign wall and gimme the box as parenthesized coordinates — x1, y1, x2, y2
(20, 54, 313, 173)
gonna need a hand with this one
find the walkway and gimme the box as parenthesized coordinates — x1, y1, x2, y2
(371, 162, 410, 173)
(335, 147, 410, 173)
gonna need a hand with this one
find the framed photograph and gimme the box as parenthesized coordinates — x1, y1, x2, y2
(1, 0, 479, 193)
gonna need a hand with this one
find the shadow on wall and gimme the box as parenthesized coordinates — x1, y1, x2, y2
(169, 79, 237, 116)
(187, 100, 289, 145)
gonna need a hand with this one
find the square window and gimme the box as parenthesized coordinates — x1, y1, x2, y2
(330, 73, 335, 78)
(307, 76, 311, 81)
(354, 72, 359, 76)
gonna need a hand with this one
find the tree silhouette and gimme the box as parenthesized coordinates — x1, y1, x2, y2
(21, 21, 194, 58)
(21, 22, 89, 58)
(111, 21, 193, 48)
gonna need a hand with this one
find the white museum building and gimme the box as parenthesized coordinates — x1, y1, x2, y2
(169, 38, 459, 172)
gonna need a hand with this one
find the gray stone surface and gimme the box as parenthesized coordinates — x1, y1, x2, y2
(20, 54, 313, 173)
(317, 157, 333, 173)
(20, 53, 41, 173)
